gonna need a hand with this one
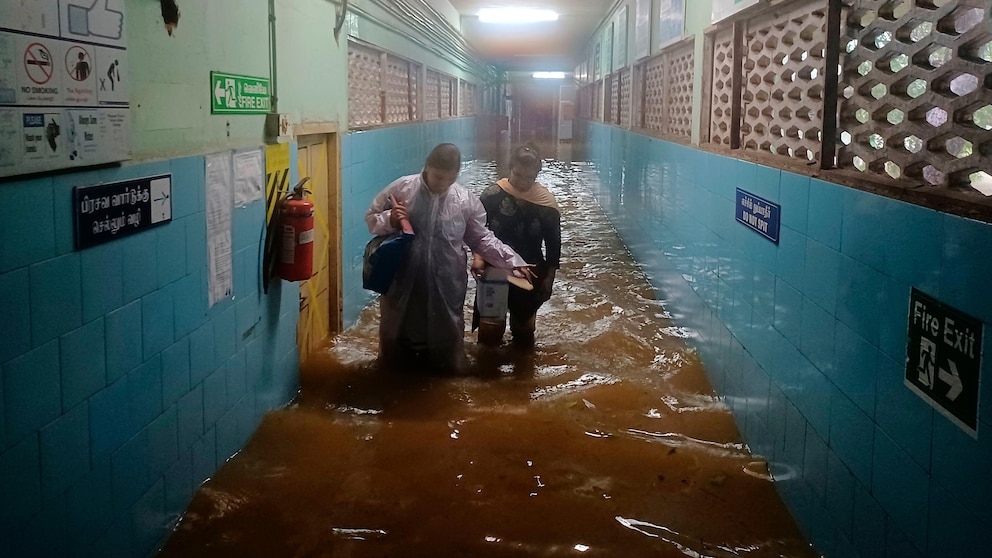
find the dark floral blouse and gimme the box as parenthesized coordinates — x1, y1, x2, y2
(479, 183, 561, 269)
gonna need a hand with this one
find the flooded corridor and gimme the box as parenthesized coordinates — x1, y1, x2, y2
(158, 160, 817, 558)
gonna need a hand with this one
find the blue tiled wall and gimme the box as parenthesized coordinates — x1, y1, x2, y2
(340, 117, 478, 327)
(0, 154, 301, 557)
(578, 121, 992, 558)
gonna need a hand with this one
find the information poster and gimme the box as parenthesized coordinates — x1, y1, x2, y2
(233, 148, 264, 207)
(206, 152, 234, 306)
(0, 0, 130, 178)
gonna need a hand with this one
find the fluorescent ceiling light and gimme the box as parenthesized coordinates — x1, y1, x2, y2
(478, 8, 558, 24)
(533, 72, 566, 79)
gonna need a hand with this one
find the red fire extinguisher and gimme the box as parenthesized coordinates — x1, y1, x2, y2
(278, 177, 314, 282)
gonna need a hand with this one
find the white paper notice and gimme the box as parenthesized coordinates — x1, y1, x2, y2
(206, 152, 234, 306)
(233, 148, 264, 207)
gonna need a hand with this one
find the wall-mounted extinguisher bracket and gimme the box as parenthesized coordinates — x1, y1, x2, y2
(278, 177, 315, 282)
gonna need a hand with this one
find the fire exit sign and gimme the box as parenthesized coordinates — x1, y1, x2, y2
(210, 71, 271, 114)
(905, 288, 984, 437)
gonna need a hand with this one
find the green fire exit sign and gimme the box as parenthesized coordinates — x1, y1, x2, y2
(210, 71, 271, 114)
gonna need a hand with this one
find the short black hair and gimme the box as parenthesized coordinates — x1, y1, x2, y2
(425, 143, 461, 172)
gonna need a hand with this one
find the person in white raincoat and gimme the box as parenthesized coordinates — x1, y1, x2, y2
(365, 143, 533, 372)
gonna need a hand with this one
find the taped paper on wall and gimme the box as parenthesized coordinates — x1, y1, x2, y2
(206, 152, 234, 306)
(233, 148, 264, 207)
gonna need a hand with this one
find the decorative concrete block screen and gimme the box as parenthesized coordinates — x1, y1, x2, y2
(348, 40, 471, 130)
(349, 41, 426, 129)
(706, 0, 991, 201)
(578, 84, 593, 119)
(424, 68, 457, 121)
(579, 79, 619, 124)
(710, 27, 738, 146)
(641, 39, 695, 140)
(348, 41, 383, 128)
(608, 74, 620, 125)
(425, 69, 440, 121)
(582, 39, 694, 141)
(742, 2, 830, 162)
(620, 67, 633, 128)
(440, 71, 454, 117)
(385, 54, 420, 124)
(592, 80, 604, 122)
(839, 0, 991, 193)
(706, 2, 829, 158)
(460, 81, 477, 116)
(594, 81, 603, 121)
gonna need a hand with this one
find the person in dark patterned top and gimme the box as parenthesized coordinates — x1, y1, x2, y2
(473, 144, 561, 345)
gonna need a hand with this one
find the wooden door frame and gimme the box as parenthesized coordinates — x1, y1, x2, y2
(296, 125, 343, 335)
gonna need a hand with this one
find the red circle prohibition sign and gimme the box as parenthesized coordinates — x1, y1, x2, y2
(65, 45, 92, 82)
(24, 42, 54, 85)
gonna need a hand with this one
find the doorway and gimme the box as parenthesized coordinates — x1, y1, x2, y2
(295, 133, 343, 362)
(509, 78, 564, 157)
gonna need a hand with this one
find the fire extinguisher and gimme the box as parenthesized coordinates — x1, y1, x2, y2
(278, 177, 314, 282)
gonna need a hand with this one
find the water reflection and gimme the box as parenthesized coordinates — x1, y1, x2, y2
(158, 159, 817, 558)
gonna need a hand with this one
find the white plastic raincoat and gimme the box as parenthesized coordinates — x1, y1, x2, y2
(366, 172, 528, 368)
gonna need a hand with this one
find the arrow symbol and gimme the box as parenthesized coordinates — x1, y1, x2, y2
(214, 80, 227, 105)
(938, 360, 963, 401)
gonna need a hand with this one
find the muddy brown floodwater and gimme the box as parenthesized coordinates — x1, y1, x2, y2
(159, 160, 818, 558)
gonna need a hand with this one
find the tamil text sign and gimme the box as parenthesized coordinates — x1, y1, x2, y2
(73, 175, 172, 249)
(736, 188, 781, 243)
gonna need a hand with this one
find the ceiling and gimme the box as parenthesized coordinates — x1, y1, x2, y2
(446, 0, 616, 73)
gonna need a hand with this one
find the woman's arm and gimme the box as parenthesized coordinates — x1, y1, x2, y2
(542, 207, 562, 270)
(463, 195, 528, 269)
(365, 177, 406, 236)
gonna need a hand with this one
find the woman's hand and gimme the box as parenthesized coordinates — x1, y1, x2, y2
(512, 265, 537, 283)
(470, 253, 486, 279)
(388, 195, 408, 229)
(537, 269, 556, 302)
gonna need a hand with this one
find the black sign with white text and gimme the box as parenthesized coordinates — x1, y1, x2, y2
(906, 288, 983, 437)
(73, 174, 172, 249)
(735, 188, 781, 243)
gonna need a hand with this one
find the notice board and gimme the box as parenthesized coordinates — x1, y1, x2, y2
(0, 0, 131, 178)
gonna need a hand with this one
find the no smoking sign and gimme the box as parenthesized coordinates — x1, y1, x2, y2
(24, 42, 54, 85)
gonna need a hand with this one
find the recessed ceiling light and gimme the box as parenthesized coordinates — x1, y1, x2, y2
(532, 72, 566, 79)
(478, 8, 558, 24)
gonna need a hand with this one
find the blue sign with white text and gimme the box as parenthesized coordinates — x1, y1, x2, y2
(736, 188, 780, 243)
